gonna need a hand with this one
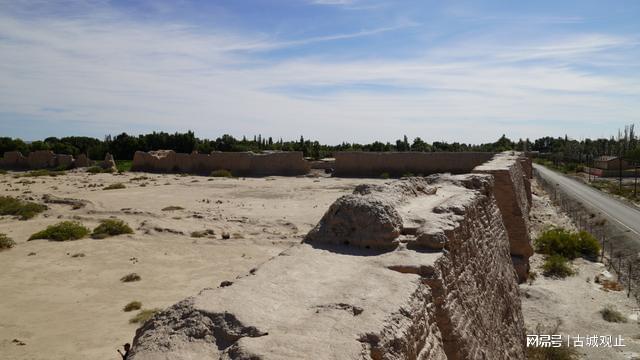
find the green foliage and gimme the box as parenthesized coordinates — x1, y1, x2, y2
(0, 233, 16, 251)
(116, 160, 132, 172)
(123, 301, 142, 312)
(0, 169, 7, 175)
(210, 169, 233, 177)
(120, 273, 141, 282)
(92, 219, 133, 239)
(535, 228, 600, 260)
(379, 172, 390, 179)
(104, 183, 126, 190)
(576, 231, 600, 260)
(542, 255, 574, 278)
(129, 308, 160, 324)
(0, 132, 517, 163)
(28, 221, 90, 241)
(0, 196, 47, 220)
(600, 305, 627, 323)
(625, 148, 640, 162)
(590, 179, 639, 202)
(533, 158, 580, 174)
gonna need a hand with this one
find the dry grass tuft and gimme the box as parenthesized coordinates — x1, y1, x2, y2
(0, 233, 16, 251)
(104, 183, 126, 190)
(120, 273, 141, 282)
(123, 301, 142, 312)
(129, 308, 160, 324)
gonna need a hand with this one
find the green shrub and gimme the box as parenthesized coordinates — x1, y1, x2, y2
(87, 166, 103, 174)
(0, 169, 7, 175)
(191, 229, 215, 238)
(104, 183, 126, 190)
(92, 219, 133, 239)
(120, 273, 141, 282)
(402, 172, 415, 177)
(577, 231, 600, 260)
(210, 169, 233, 177)
(116, 160, 132, 173)
(123, 301, 142, 312)
(129, 308, 160, 324)
(600, 305, 627, 323)
(28, 221, 90, 241)
(161, 206, 184, 211)
(535, 227, 600, 260)
(22, 169, 66, 177)
(380, 172, 390, 179)
(542, 255, 573, 278)
(0, 233, 16, 251)
(0, 196, 47, 220)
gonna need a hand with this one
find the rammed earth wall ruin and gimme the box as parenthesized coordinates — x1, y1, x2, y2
(131, 150, 310, 176)
(0, 150, 94, 169)
(129, 173, 528, 360)
(333, 152, 494, 177)
(473, 153, 533, 282)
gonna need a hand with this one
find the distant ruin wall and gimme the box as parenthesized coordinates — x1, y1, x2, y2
(0, 150, 91, 170)
(333, 151, 494, 177)
(129, 175, 526, 360)
(473, 152, 532, 282)
(131, 150, 310, 176)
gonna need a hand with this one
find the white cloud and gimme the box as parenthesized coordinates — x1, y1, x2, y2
(0, 1, 638, 143)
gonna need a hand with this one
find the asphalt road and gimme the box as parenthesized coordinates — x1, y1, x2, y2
(534, 164, 640, 238)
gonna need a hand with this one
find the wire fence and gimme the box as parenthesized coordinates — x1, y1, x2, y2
(535, 168, 640, 301)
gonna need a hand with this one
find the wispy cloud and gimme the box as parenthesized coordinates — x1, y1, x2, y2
(310, 0, 356, 5)
(0, 1, 638, 143)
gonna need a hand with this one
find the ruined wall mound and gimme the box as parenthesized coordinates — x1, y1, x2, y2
(129, 175, 526, 360)
(333, 151, 494, 177)
(473, 151, 532, 282)
(0, 150, 94, 170)
(131, 150, 310, 176)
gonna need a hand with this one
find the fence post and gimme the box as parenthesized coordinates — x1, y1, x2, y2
(629, 261, 633, 298)
(609, 241, 613, 270)
(618, 256, 622, 275)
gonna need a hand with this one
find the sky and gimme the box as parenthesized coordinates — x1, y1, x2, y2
(0, 0, 639, 144)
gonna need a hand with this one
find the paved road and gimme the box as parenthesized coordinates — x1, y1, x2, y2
(534, 164, 640, 238)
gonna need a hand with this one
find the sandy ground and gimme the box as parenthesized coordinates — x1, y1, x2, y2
(3, 169, 638, 360)
(0, 170, 386, 360)
(523, 179, 640, 359)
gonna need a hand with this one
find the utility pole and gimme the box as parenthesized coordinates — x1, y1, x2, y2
(635, 164, 638, 198)
(587, 154, 591, 182)
(619, 156, 623, 192)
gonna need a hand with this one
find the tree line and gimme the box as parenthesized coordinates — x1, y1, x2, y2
(0, 125, 638, 162)
(531, 124, 640, 164)
(0, 132, 524, 160)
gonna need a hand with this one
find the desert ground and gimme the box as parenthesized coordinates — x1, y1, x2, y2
(2, 169, 640, 359)
(523, 179, 640, 360)
(0, 170, 386, 360)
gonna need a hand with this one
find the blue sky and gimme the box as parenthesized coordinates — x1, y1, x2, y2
(0, 0, 639, 144)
